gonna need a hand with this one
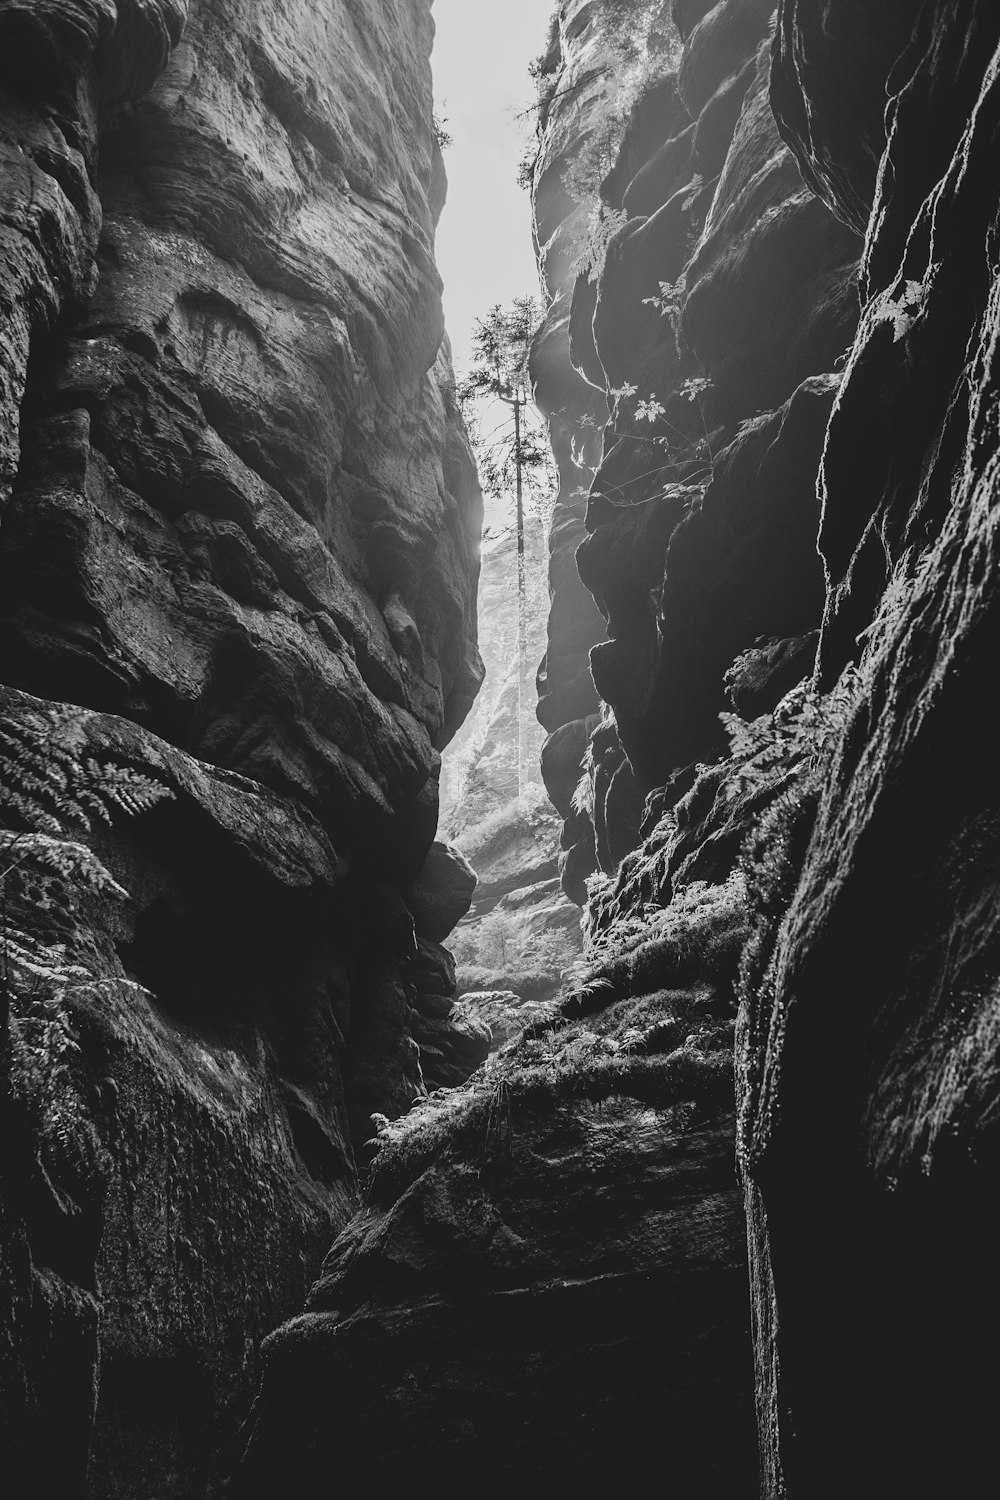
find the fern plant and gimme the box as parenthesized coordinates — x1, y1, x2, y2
(718, 667, 863, 804)
(0, 702, 174, 1305)
(0, 703, 172, 1018)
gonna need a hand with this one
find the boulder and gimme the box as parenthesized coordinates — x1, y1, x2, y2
(408, 840, 477, 942)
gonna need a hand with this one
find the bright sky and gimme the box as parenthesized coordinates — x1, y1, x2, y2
(431, 0, 552, 375)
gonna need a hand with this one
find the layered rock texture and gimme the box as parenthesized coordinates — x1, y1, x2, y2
(531, 0, 860, 887)
(9, 0, 1000, 1494)
(528, 7, 611, 902)
(0, 1, 482, 1493)
(235, 878, 757, 1498)
(525, 0, 1000, 1495)
(741, 4, 1000, 1494)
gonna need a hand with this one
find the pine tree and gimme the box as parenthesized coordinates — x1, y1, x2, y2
(459, 298, 554, 796)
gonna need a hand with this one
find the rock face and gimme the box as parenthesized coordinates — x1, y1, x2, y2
(532, 0, 859, 875)
(528, 4, 614, 901)
(0, 1, 482, 1493)
(738, 5, 1000, 1495)
(9, 0, 1000, 1494)
(528, 1, 1000, 1495)
(234, 879, 758, 1498)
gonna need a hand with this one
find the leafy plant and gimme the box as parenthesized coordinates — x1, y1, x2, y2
(0, 702, 172, 1073)
(636, 395, 666, 424)
(0, 702, 174, 1299)
(718, 668, 863, 803)
(573, 202, 630, 283)
(432, 110, 452, 151)
(642, 276, 686, 343)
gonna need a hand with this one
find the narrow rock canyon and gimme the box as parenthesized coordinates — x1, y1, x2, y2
(2, 2, 999, 1497)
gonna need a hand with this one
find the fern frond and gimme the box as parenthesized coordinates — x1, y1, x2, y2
(0, 708, 173, 845)
(94, 765, 172, 820)
(0, 788, 66, 836)
(0, 831, 129, 899)
(1, 931, 92, 986)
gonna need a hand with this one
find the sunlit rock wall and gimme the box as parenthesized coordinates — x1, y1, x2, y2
(532, 0, 859, 886)
(528, 0, 612, 903)
(0, 1, 482, 1493)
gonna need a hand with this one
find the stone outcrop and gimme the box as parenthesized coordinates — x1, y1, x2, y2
(528, 4, 614, 901)
(7, 0, 1000, 1494)
(528, 1, 1000, 1495)
(532, 0, 860, 875)
(0, 1, 482, 1493)
(738, 5, 1000, 1494)
(234, 878, 757, 1497)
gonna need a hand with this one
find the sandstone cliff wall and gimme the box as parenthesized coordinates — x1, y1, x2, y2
(528, 1, 1000, 1494)
(530, 0, 860, 895)
(528, 0, 612, 903)
(8, 0, 999, 1493)
(229, 10, 769, 1492)
(235, 2, 1000, 1490)
(740, 4, 1000, 1493)
(0, 2, 483, 1493)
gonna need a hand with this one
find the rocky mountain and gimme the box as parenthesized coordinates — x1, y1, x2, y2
(236, 1, 1000, 1494)
(4, 0, 1000, 1495)
(528, 0, 1000, 1494)
(0, 1, 484, 1493)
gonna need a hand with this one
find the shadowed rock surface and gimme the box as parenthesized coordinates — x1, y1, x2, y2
(6, 0, 1000, 1495)
(0, 1, 482, 1493)
(234, 878, 757, 1498)
(528, 2, 612, 902)
(526, 2, 1000, 1496)
(738, 4, 1000, 1494)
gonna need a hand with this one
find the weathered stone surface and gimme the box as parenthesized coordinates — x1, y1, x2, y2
(528, 3, 615, 903)
(584, 375, 834, 784)
(408, 839, 477, 943)
(737, 5, 1000, 1494)
(0, 686, 355, 1496)
(526, 2, 1000, 1494)
(0, 0, 482, 1492)
(235, 957, 756, 1497)
(770, 0, 913, 236)
(1, 2, 483, 851)
(532, 0, 860, 887)
(238, 1113, 754, 1499)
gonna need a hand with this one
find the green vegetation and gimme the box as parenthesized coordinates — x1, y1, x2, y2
(719, 666, 864, 801)
(369, 1013, 733, 1202)
(370, 863, 743, 1200)
(458, 299, 553, 509)
(583, 873, 746, 982)
(0, 703, 172, 1206)
(0, 705, 170, 1005)
(519, 2, 681, 282)
(432, 111, 452, 151)
(453, 900, 576, 1006)
(563, 4, 680, 279)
